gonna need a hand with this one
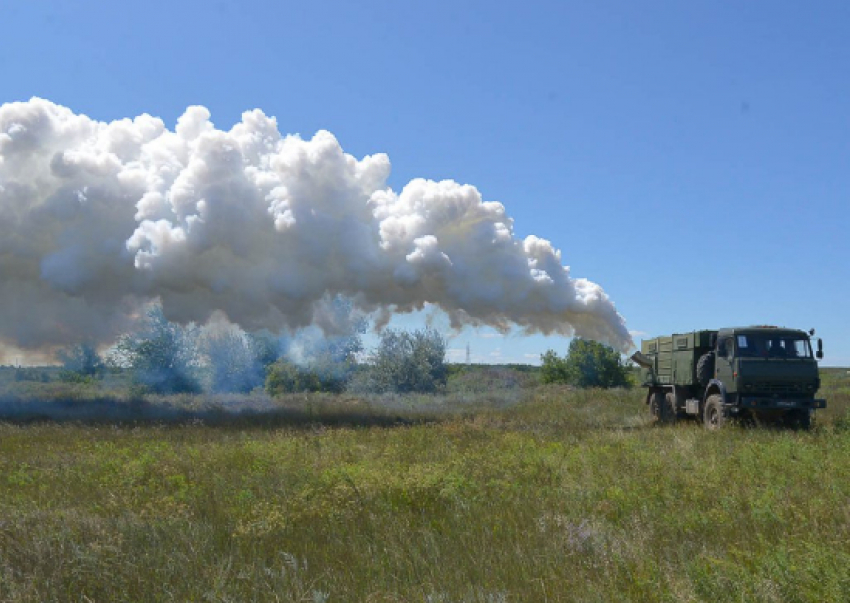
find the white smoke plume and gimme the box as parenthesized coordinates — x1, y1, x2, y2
(0, 98, 632, 353)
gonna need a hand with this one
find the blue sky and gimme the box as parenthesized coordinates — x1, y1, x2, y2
(2, 0, 849, 365)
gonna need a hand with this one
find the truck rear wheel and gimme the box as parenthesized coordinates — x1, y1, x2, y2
(665, 392, 679, 423)
(703, 394, 727, 430)
(650, 391, 673, 424)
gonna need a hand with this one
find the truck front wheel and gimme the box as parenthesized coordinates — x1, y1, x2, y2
(704, 394, 727, 430)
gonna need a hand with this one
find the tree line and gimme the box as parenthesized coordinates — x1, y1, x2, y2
(541, 339, 632, 388)
(55, 304, 449, 396)
(51, 305, 630, 395)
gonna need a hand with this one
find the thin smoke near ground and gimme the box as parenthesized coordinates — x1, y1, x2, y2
(0, 98, 632, 354)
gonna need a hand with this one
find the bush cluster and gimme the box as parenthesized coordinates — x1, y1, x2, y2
(541, 338, 630, 388)
(265, 357, 352, 395)
(351, 328, 447, 394)
(111, 306, 201, 395)
(54, 302, 450, 397)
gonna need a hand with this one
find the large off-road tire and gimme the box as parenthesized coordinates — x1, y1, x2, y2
(650, 391, 673, 425)
(783, 409, 813, 431)
(696, 352, 715, 386)
(703, 394, 728, 430)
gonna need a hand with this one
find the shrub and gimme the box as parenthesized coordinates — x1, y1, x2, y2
(265, 357, 351, 395)
(264, 296, 366, 395)
(202, 328, 265, 393)
(56, 342, 103, 379)
(247, 330, 281, 373)
(111, 305, 201, 395)
(58, 370, 94, 384)
(354, 328, 447, 394)
(540, 350, 570, 385)
(542, 339, 630, 388)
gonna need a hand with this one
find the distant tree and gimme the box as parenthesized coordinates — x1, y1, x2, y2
(57, 342, 103, 379)
(247, 330, 281, 373)
(202, 328, 264, 393)
(540, 350, 570, 385)
(353, 328, 447, 394)
(112, 305, 201, 395)
(542, 339, 630, 388)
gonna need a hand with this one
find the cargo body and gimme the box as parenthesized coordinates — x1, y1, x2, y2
(634, 326, 826, 429)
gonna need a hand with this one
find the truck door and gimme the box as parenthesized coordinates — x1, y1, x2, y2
(715, 336, 737, 394)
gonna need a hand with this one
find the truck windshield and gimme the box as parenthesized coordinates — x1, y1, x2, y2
(736, 334, 812, 359)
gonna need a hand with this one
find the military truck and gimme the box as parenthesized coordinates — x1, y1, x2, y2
(631, 326, 826, 429)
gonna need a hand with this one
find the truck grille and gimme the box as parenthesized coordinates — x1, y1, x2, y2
(754, 381, 803, 394)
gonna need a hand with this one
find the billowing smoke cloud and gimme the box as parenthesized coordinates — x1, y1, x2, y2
(0, 98, 632, 353)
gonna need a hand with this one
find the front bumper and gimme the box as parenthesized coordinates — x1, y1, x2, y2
(739, 397, 826, 410)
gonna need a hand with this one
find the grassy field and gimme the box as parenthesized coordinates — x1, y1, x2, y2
(0, 369, 849, 601)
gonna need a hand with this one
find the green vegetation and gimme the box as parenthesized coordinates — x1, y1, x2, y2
(0, 368, 848, 601)
(57, 342, 104, 383)
(201, 328, 266, 394)
(350, 328, 448, 394)
(265, 326, 450, 396)
(11, 367, 50, 383)
(111, 305, 202, 395)
(265, 357, 352, 394)
(81, 299, 453, 397)
(542, 338, 631, 388)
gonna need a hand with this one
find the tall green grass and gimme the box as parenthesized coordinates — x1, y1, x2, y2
(0, 374, 848, 601)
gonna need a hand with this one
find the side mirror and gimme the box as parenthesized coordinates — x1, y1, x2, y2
(816, 338, 823, 360)
(709, 333, 717, 348)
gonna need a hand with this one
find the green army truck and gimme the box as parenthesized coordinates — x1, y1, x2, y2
(631, 326, 826, 429)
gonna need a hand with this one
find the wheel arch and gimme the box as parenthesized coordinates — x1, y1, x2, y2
(645, 385, 672, 405)
(704, 379, 727, 404)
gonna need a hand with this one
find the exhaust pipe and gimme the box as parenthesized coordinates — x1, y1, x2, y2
(630, 351, 654, 370)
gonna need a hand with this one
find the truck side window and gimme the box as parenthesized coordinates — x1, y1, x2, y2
(737, 335, 758, 357)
